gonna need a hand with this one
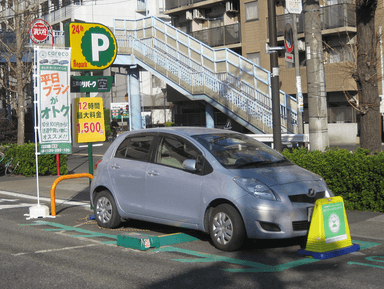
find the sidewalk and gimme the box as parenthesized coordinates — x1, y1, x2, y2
(0, 174, 91, 202)
(0, 143, 107, 203)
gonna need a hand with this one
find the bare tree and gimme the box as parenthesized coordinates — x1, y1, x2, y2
(0, 1, 39, 145)
(352, 0, 381, 153)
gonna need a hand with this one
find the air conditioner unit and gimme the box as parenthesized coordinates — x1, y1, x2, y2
(186, 10, 193, 20)
(226, 1, 238, 13)
(193, 9, 205, 20)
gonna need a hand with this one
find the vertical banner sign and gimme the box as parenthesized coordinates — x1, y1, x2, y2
(74, 97, 106, 143)
(37, 48, 72, 155)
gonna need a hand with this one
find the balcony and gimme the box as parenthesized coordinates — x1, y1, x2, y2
(165, 0, 206, 10)
(190, 23, 240, 48)
(137, 0, 146, 13)
(274, 3, 356, 38)
(41, 4, 74, 23)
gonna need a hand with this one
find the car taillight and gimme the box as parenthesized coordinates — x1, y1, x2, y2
(94, 159, 102, 169)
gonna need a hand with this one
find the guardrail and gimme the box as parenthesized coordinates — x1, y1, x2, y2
(50, 173, 93, 216)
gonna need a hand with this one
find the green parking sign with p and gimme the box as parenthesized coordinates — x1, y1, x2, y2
(64, 22, 117, 71)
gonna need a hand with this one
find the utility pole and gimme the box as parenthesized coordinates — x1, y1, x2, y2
(303, 0, 329, 151)
(268, 0, 282, 152)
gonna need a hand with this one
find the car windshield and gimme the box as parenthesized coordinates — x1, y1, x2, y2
(192, 133, 290, 169)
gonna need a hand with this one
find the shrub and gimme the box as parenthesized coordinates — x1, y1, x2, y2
(2, 142, 68, 177)
(282, 147, 384, 212)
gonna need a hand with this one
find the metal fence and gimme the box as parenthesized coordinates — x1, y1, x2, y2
(191, 23, 241, 48)
(274, 3, 356, 38)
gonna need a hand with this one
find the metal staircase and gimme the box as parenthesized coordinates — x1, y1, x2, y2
(113, 17, 298, 134)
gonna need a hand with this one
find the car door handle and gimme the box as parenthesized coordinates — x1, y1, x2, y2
(148, 170, 159, 176)
(111, 164, 120, 169)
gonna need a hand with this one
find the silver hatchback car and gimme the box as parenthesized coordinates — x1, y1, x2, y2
(90, 127, 333, 251)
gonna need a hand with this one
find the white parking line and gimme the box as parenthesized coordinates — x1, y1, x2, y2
(0, 203, 36, 210)
(72, 153, 104, 157)
(0, 190, 90, 208)
(12, 244, 101, 256)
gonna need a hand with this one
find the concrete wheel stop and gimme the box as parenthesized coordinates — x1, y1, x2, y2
(117, 232, 198, 250)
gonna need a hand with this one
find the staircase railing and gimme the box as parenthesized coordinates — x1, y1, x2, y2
(113, 16, 298, 133)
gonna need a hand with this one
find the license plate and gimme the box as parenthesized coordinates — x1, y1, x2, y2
(308, 207, 314, 222)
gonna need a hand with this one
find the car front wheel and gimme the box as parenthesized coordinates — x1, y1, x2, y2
(94, 191, 121, 228)
(209, 204, 245, 251)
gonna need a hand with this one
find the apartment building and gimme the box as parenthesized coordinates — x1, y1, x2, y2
(164, 0, 375, 143)
(0, 0, 173, 127)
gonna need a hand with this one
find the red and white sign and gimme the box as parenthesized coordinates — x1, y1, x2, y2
(29, 19, 52, 44)
(286, 0, 303, 14)
(284, 24, 294, 54)
(144, 239, 151, 249)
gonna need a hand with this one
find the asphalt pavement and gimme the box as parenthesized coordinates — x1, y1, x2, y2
(0, 141, 384, 243)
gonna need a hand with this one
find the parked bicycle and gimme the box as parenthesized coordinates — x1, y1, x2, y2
(0, 151, 19, 176)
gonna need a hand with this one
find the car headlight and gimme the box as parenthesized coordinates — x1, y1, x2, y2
(233, 177, 279, 201)
(319, 178, 334, 197)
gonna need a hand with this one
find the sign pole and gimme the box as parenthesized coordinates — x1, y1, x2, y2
(86, 73, 94, 178)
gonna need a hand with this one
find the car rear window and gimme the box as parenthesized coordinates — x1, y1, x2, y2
(115, 135, 154, 162)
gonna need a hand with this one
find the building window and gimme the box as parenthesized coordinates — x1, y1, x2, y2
(52, 0, 59, 10)
(327, 46, 354, 63)
(62, 0, 71, 7)
(244, 1, 259, 21)
(247, 52, 260, 66)
(41, 1, 48, 16)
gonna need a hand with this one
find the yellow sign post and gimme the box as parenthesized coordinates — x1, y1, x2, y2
(74, 97, 106, 143)
(298, 196, 360, 259)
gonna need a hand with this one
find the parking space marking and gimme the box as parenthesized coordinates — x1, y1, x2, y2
(0, 198, 35, 210)
(21, 221, 118, 244)
(155, 246, 318, 273)
(12, 244, 100, 256)
(348, 256, 384, 269)
(21, 221, 382, 273)
(154, 240, 381, 273)
(0, 191, 90, 208)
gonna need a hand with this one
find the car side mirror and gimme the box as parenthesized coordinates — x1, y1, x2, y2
(182, 159, 197, 172)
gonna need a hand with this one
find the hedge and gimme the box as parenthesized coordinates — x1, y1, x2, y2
(3, 141, 384, 212)
(1, 142, 68, 177)
(282, 147, 384, 212)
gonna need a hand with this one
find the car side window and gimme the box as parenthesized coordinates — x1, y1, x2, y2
(115, 135, 154, 162)
(156, 136, 200, 170)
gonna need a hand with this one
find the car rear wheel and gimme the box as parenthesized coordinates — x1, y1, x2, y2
(209, 204, 245, 251)
(94, 191, 121, 228)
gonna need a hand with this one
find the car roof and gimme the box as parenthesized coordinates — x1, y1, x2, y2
(128, 126, 238, 137)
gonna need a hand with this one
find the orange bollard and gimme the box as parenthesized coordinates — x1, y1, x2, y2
(50, 173, 93, 216)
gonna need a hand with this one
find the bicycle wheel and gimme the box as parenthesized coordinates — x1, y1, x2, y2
(107, 133, 115, 143)
(5, 160, 19, 176)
